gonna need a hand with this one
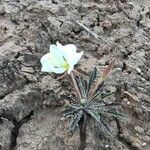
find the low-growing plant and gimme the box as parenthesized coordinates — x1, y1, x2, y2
(40, 42, 126, 150)
(61, 61, 126, 150)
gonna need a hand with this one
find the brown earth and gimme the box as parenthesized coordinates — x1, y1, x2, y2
(0, 0, 150, 150)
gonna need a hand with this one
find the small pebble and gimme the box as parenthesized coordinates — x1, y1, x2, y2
(142, 143, 146, 146)
(136, 68, 141, 74)
(105, 145, 109, 148)
(134, 126, 144, 134)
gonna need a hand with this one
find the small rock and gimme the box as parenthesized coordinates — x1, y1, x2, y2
(136, 68, 141, 74)
(121, 98, 132, 109)
(131, 137, 142, 149)
(140, 77, 146, 82)
(142, 143, 146, 146)
(60, 117, 65, 121)
(134, 126, 144, 134)
(21, 66, 35, 73)
(116, 68, 122, 71)
(105, 144, 109, 148)
(142, 135, 150, 142)
(23, 72, 38, 82)
(146, 129, 150, 136)
(102, 20, 112, 30)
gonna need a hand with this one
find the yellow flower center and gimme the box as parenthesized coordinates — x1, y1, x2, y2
(63, 62, 69, 69)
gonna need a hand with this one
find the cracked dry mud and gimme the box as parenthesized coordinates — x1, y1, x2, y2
(0, 0, 150, 150)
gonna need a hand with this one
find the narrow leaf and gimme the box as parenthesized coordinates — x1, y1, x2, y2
(61, 104, 81, 117)
(70, 110, 83, 133)
(62, 108, 78, 117)
(100, 91, 115, 99)
(75, 76, 86, 98)
(94, 81, 104, 95)
(86, 110, 112, 136)
(90, 102, 120, 110)
(101, 102, 121, 108)
(98, 119, 112, 136)
(103, 110, 127, 118)
(91, 91, 115, 101)
(86, 67, 97, 97)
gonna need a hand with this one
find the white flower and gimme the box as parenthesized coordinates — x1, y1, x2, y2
(40, 42, 83, 74)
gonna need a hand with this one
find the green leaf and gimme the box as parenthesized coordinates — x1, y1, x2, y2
(75, 76, 87, 98)
(62, 108, 78, 117)
(61, 107, 74, 117)
(98, 118, 112, 136)
(70, 104, 81, 110)
(88, 101, 120, 111)
(70, 110, 83, 133)
(94, 81, 104, 95)
(100, 102, 121, 108)
(86, 110, 99, 122)
(86, 67, 97, 96)
(61, 104, 81, 117)
(87, 101, 105, 110)
(91, 91, 115, 101)
(102, 110, 128, 118)
(90, 91, 102, 101)
(100, 91, 115, 99)
(86, 110, 113, 136)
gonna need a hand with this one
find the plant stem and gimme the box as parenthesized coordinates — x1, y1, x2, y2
(78, 119, 87, 150)
(70, 72, 82, 101)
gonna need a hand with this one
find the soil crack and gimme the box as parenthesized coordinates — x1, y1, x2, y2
(0, 110, 34, 150)
(115, 118, 136, 150)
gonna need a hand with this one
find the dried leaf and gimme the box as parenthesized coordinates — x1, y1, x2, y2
(101, 60, 115, 80)
(122, 91, 140, 102)
(89, 60, 115, 97)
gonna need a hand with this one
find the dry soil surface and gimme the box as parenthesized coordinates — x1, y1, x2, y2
(0, 0, 150, 150)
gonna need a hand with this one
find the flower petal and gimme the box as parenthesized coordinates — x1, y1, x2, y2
(56, 42, 77, 64)
(40, 53, 66, 74)
(57, 42, 83, 73)
(41, 42, 83, 75)
(57, 42, 77, 53)
(40, 53, 50, 65)
(50, 44, 65, 66)
(67, 51, 83, 74)
(70, 51, 83, 66)
(50, 67, 66, 74)
(41, 65, 66, 74)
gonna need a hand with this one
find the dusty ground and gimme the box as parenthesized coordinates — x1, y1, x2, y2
(0, 0, 150, 150)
